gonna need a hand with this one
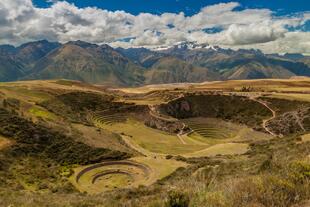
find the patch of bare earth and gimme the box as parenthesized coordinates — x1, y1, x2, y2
(0, 135, 13, 150)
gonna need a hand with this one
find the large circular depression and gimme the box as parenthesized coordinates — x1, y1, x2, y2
(74, 161, 152, 193)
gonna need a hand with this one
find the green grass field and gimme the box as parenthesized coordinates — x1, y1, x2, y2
(182, 118, 271, 145)
(90, 113, 127, 125)
(92, 116, 207, 155)
(28, 106, 58, 120)
(184, 118, 236, 139)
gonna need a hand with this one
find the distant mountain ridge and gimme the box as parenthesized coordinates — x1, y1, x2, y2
(0, 40, 310, 86)
(27, 41, 145, 86)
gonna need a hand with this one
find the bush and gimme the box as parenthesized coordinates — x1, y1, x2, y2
(288, 161, 310, 183)
(165, 191, 190, 207)
(229, 174, 304, 207)
(166, 155, 173, 160)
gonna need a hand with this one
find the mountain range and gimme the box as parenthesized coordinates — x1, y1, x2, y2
(1, 40, 310, 86)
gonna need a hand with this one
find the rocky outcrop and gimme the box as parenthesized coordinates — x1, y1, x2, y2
(268, 107, 310, 135)
(143, 105, 185, 134)
(144, 115, 184, 134)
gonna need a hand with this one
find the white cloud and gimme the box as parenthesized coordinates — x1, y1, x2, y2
(0, 0, 309, 53)
(222, 21, 286, 45)
(230, 32, 310, 54)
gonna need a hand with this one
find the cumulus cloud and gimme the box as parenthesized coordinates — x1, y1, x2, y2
(0, 0, 309, 53)
(222, 21, 286, 45)
(229, 32, 310, 54)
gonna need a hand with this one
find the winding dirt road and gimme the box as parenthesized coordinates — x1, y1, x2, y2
(250, 96, 277, 137)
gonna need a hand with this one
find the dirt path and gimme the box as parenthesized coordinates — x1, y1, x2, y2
(175, 123, 187, 144)
(293, 112, 306, 132)
(250, 97, 277, 137)
(176, 133, 187, 144)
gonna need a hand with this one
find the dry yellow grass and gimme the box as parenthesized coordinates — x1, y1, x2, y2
(121, 99, 165, 105)
(268, 93, 310, 102)
(301, 134, 310, 143)
(117, 78, 310, 94)
(184, 143, 249, 158)
(0, 135, 13, 150)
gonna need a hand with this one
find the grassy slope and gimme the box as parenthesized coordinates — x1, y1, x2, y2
(2, 133, 308, 207)
(0, 108, 131, 193)
(144, 57, 221, 84)
(71, 123, 137, 155)
(28, 44, 145, 86)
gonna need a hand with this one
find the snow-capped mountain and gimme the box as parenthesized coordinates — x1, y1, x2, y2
(153, 41, 220, 51)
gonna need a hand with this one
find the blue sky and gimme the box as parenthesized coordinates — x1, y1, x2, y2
(33, 0, 310, 16)
(1, 0, 310, 53)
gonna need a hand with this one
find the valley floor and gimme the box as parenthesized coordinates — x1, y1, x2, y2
(0, 79, 309, 207)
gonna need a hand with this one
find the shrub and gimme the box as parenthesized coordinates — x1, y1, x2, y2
(229, 174, 302, 207)
(193, 191, 228, 207)
(288, 161, 310, 183)
(165, 191, 190, 207)
(166, 155, 173, 160)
